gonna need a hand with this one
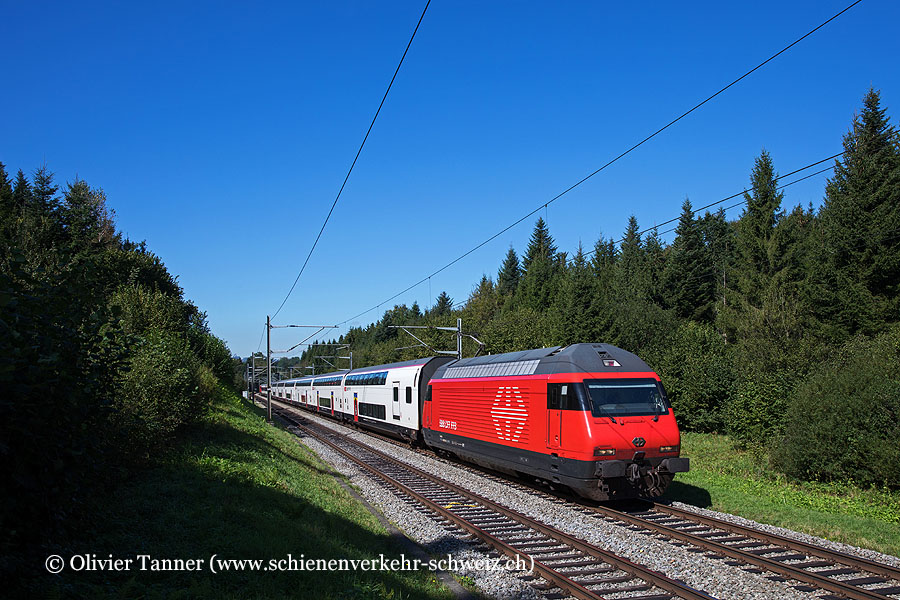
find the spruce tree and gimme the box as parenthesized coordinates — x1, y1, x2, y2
(664, 199, 714, 321)
(517, 218, 560, 312)
(557, 242, 597, 343)
(591, 236, 616, 277)
(433, 291, 453, 316)
(0, 164, 13, 247)
(643, 227, 666, 307)
(12, 169, 31, 214)
(699, 208, 734, 322)
(62, 179, 116, 250)
(720, 151, 786, 345)
(522, 217, 557, 271)
(497, 245, 521, 296)
(464, 275, 500, 336)
(0, 163, 12, 216)
(516, 254, 556, 312)
(818, 87, 900, 331)
(736, 149, 783, 304)
(618, 216, 643, 277)
(589, 235, 617, 342)
(31, 164, 59, 215)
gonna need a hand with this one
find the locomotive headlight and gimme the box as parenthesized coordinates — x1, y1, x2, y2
(594, 447, 616, 456)
(659, 445, 679, 453)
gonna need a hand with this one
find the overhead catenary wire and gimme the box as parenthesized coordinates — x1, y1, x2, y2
(255, 323, 266, 353)
(333, 1, 861, 327)
(339, 151, 846, 327)
(445, 161, 841, 306)
(574, 156, 844, 263)
(271, 0, 432, 320)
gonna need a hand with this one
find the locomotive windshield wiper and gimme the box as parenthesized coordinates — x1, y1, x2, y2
(595, 403, 617, 424)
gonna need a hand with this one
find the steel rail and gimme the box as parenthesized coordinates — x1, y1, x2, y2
(270, 403, 714, 600)
(263, 396, 900, 600)
(592, 504, 898, 600)
(652, 503, 900, 582)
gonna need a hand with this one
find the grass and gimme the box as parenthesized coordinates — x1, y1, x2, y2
(662, 432, 900, 557)
(34, 387, 453, 599)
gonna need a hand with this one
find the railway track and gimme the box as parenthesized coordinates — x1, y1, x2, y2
(590, 504, 900, 600)
(269, 402, 714, 600)
(264, 397, 900, 600)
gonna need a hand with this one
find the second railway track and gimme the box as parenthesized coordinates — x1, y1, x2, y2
(264, 396, 900, 600)
(590, 503, 900, 600)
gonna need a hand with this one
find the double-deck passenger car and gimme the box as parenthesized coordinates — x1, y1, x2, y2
(266, 344, 688, 500)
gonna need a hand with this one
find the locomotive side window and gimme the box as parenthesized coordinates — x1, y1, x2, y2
(584, 378, 669, 417)
(547, 383, 586, 410)
(424, 385, 433, 402)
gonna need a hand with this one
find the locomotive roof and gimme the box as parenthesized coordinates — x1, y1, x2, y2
(433, 343, 653, 379)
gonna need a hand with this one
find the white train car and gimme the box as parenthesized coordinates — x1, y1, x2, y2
(266, 377, 314, 408)
(294, 377, 313, 407)
(343, 357, 454, 443)
(267, 358, 453, 444)
(310, 371, 346, 417)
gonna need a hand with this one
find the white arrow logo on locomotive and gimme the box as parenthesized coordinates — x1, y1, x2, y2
(491, 386, 527, 442)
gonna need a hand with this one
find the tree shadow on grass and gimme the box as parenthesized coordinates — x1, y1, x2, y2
(34, 423, 448, 599)
(187, 420, 344, 481)
(659, 480, 713, 508)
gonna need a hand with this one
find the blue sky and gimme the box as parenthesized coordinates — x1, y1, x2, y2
(3, 1, 898, 357)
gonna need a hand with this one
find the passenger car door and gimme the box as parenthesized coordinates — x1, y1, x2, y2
(392, 381, 401, 421)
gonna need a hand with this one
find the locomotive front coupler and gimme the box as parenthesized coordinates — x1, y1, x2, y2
(626, 451, 648, 484)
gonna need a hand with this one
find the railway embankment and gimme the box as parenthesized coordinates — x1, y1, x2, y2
(665, 432, 900, 557)
(31, 388, 452, 600)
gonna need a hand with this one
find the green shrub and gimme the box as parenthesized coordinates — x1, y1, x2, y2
(774, 329, 900, 488)
(116, 329, 206, 455)
(725, 370, 793, 446)
(110, 283, 190, 336)
(651, 321, 734, 432)
(197, 332, 234, 385)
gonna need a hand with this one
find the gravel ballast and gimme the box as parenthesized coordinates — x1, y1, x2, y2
(270, 402, 897, 600)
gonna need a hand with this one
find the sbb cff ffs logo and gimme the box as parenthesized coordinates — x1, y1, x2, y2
(632, 437, 646, 448)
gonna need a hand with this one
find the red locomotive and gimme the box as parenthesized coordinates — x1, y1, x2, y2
(423, 344, 688, 500)
(272, 343, 688, 500)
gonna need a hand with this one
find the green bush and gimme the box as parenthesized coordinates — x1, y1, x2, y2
(110, 283, 190, 336)
(651, 321, 734, 432)
(774, 329, 900, 488)
(197, 331, 234, 385)
(725, 369, 793, 446)
(116, 329, 206, 455)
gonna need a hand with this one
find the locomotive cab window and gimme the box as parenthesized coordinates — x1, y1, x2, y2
(584, 378, 669, 418)
(547, 383, 587, 410)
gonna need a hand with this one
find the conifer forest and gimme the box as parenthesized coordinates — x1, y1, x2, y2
(293, 88, 900, 489)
